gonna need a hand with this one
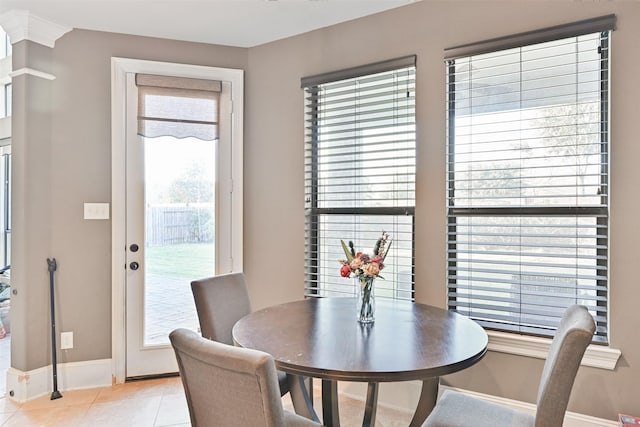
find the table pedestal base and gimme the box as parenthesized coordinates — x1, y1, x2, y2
(288, 375, 320, 423)
(322, 380, 340, 426)
(362, 382, 379, 427)
(289, 376, 439, 427)
(409, 378, 439, 427)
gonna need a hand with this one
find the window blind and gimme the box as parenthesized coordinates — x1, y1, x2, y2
(303, 56, 416, 300)
(136, 74, 221, 141)
(446, 23, 611, 343)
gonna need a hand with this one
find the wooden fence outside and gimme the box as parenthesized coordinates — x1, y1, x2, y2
(145, 204, 214, 246)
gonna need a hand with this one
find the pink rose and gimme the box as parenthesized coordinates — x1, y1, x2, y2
(364, 263, 380, 277)
(350, 257, 363, 270)
(340, 262, 352, 278)
(371, 255, 384, 270)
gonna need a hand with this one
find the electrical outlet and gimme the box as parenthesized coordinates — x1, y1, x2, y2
(61, 332, 73, 349)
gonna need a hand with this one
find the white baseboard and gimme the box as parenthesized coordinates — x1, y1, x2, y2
(444, 386, 618, 427)
(339, 382, 617, 427)
(3, 362, 618, 427)
(6, 359, 112, 402)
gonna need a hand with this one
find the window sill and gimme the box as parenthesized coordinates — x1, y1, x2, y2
(487, 330, 621, 370)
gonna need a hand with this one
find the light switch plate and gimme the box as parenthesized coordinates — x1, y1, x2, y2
(61, 332, 73, 349)
(84, 203, 110, 220)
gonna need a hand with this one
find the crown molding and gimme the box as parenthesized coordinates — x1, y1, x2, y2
(0, 9, 71, 48)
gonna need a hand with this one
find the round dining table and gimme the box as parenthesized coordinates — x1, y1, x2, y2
(232, 297, 488, 427)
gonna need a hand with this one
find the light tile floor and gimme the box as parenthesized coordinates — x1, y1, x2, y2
(0, 376, 413, 426)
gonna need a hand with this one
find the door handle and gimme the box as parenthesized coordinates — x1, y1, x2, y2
(129, 262, 140, 271)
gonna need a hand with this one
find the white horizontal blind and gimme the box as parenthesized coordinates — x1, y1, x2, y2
(446, 28, 610, 343)
(303, 57, 416, 300)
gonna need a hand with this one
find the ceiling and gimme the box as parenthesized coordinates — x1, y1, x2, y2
(0, 0, 417, 48)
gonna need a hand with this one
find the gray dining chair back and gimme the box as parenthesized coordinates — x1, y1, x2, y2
(191, 272, 291, 397)
(423, 304, 596, 427)
(191, 272, 252, 345)
(533, 304, 596, 426)
(169, 328, 321, 427)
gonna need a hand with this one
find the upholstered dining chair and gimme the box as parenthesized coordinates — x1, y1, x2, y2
(191, 272, 290, 396)
(169, 328, 322, 427)
(423, 304, 596, 427)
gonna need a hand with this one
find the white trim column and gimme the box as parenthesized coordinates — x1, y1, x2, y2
(0, 10, 71, 400)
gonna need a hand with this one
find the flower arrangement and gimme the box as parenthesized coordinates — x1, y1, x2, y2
(339, 232, 391, 323)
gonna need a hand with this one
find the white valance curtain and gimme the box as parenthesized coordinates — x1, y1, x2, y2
(136, 74, 222, 141)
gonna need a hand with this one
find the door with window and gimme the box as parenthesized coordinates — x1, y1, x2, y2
(124, 71, 233, 377)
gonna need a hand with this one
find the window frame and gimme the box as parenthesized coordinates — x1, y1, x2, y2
(0, 149, 10, 268)
(0, 29, 9, 59)
(3, 83, 11, 118)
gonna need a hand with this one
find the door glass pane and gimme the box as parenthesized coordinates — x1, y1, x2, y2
(143, 136, 215, 346)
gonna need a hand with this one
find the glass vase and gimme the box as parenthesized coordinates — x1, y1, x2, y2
(357, 276, 375, 323)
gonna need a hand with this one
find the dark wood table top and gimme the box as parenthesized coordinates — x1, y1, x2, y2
(232, 297, 488, 383)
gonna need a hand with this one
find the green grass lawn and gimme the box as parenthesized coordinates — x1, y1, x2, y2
(145, 242, 215, 280)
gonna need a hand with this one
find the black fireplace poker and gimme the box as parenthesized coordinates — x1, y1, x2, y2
(47, 258, 63, 400)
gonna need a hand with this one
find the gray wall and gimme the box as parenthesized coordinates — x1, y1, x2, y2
(11, 29, 247, 370)
(10, 0, 640, 421)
